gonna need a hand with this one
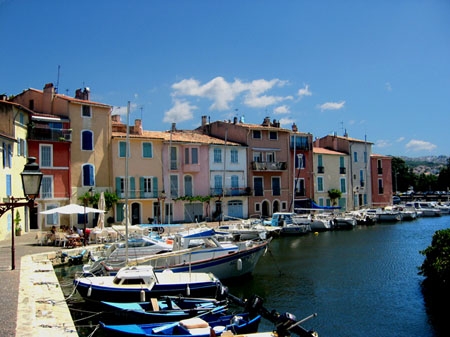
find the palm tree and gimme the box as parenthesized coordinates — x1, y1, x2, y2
(328, 189, 342, 206)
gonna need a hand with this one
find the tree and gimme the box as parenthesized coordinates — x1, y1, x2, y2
(419, 228, 450, 294)
(328, 189, 342, 206)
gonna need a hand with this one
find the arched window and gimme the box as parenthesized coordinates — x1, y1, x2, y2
(82, 164, 95, 186)
(81, 130, 93, 151)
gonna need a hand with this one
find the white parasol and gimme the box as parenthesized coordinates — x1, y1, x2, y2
(40, 204, 105, 215)
(96, 192, 106, 229)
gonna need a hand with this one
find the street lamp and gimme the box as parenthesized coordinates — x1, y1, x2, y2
(0, 157, 43, 270)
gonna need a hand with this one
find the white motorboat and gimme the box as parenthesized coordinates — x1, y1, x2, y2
(74, 265, 226, 303)
(89, 227, 270, 280)
(405, 202, 441, 217)
(269, 212, 311, 235)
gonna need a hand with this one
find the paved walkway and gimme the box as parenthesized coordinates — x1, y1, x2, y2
(0, 230, 64, 337)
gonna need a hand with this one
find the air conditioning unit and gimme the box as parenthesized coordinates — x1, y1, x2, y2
(64, 133, 72, 141)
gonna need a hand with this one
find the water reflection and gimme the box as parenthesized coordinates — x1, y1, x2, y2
(57, 216, 450, 337)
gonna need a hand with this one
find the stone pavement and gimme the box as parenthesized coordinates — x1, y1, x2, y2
(0, 230, 76, 337)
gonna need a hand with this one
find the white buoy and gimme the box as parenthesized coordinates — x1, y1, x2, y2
(140, 289, 146, 302)
(237, 258, 243, 271)
(87, 286, 92, 297)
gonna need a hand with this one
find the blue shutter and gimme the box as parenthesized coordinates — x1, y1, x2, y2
(153, 177, 158, 198)
(130, 177, 135, 198)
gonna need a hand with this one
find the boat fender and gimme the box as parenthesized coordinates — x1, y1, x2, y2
(140, 289, 146, 302)
(186, 284, 191, 296)
(237, 258, 243, 271)
(87, 286, 92, 297)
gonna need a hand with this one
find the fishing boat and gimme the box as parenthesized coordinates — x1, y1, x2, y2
(99, 310, 261, 337)
(101, 296, 228, 323)
(74, 265, 227, 303)
(91, 227, 270, 280)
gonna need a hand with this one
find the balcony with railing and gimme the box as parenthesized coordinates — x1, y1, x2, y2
(210, 187, 251, 197)
(182, 163, 201, 172)
(28, 126, 72, 142)
(251, 161, 287, 171)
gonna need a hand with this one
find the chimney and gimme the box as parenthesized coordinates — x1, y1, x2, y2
(233, 117, 238, 124)
(201, 115, 208, 127)
(75, 87, 90, 100)
(262, 117, 270, 126)
(171, 123, 177, 132)
(134, 119, 143, 135)
(0, 94, 7, 101)
(292, 123, 298, 132)
(112, 115, 121, 123)
(43, 83, 55, 113)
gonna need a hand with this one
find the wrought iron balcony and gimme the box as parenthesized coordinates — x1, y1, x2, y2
(28, 126, 72, 142)
(251, 161, 287, 171)
(210, 187, 251, 197)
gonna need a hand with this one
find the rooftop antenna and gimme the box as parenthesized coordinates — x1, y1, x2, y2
(55, 65, 60, 93)
(340, 121, 345, 135)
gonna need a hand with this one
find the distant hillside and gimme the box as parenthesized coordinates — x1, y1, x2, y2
(400, 155, 449, 175)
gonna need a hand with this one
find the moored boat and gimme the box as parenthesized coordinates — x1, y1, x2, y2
(74, 265, 226, 303)
(99, 310, 262, 337)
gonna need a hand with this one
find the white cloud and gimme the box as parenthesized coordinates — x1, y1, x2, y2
(396, 137, 405, 142)
(171, 77, 292, 110)
(405, 139, 437, 152)
(278, 117, 295, 127)
(376, 139, 391, 148)
(385, 82, 392, 91)
(274, 105, 290, 114)
(318, 101, 346, 111)
(163, 99, 197, 123)
(298, 84, 312, 98)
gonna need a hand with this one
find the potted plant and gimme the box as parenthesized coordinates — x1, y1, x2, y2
(14, 210, 22, 236)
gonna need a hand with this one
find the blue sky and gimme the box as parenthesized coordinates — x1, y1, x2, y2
(1, 0, 449, 157)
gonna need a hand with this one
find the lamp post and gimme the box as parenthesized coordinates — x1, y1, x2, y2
(0, 157, 43, 270)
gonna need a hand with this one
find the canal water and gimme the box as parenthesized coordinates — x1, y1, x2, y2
(58, 216, 450, 337)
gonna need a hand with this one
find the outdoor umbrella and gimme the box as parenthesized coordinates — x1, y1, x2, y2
(40, 204, 105, 215)
(96, 192, 106, 229)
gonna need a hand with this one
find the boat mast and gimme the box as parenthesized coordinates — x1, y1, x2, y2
(125, 101, 130, 263)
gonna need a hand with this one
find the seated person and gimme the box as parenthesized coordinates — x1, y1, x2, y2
(47, 225, 57, 244)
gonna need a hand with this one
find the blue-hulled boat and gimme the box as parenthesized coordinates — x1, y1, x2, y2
(101, 296, 227, 323)
(99, 310, 261, 337)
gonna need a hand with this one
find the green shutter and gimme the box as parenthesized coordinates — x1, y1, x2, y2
(140, 177, 145, 198)
(115, 177, 121, 195)
(153, 177, 158, 198)
(130, 177, 136, 198)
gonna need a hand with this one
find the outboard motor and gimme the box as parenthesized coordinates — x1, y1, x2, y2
(244, 295, 264, 318)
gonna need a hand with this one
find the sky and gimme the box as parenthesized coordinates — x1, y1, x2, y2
(1, 0, 450, 157)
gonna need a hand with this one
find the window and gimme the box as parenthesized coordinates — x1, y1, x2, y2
(191, 148, 198, 164)
(170, 147, 178, 170)
(360, 170, 365, 187)
(295, 178, 305, 196)
(140, 176, 158, 198)
(296, 154, 305, 169)
(40, 144, 52, 168)
(214, 175, 222, 195)
(6, 174, 11, 196)
(142, 142, 153, 158)
(45, 204, 59, 226)
(364, 151, 367, 163)
(231, 175, 239, 196)
(340, 178, 346, 193)
(272, 177, 281, 196)
(82, 105, 91, 118)
(41, 176, 53, 199)
(81, 130, 93, 151)
(185, 148, 198, 164)
(143, 177, 152, 194)
(317, 177, 324, 192)
(269, 131, 278, 140)
(254, 177, 263, 196)
(82, 164, 95, 186)
(230, 149, 238, 163)
(253, 152, 262, 163)
(170, 175, 178, 198)
(184, 175, 193, 196)
(119, 141, 127, 158)
(252, 130, 261, 139)
(213, 148, 222, 163)
(378, 178, 384, 194)
(266, 152, 275, 163)
(17, 138, 26, 157)
(353, 151, 358, 162)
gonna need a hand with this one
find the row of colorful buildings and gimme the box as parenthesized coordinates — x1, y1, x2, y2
(0, 83, 393, 240)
